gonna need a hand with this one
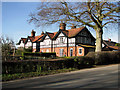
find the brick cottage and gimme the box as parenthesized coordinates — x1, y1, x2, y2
(17, 23, 95, 57)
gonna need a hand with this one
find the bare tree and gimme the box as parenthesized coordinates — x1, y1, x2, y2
(29, 1, 119, 52)
(0, 36, 14, 61)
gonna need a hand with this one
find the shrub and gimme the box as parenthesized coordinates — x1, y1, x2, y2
(74, 56, 94, 69)
(86, 51, 120, 65)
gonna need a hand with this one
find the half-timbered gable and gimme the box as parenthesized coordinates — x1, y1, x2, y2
(25, 37, 33, 48)
(75, 27, 95, 45)
(40, 35, 51, 48)
(19, 40, 25, 47)
(32, 34, 44, 52)
(53, 31, 68, 47)
(17, 38, 26, 48)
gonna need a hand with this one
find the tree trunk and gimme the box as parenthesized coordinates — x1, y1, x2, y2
(95, 28, 103, 52)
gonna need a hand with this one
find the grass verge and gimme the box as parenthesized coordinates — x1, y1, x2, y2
(2, 68, 78, 82)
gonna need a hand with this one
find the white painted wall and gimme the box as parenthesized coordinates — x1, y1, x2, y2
(53, 32, 67, 47)
(25, 39, 32, 48)
(33, 43, 36, 49)
(68, 38, 75, 46)
(18, 41, 24, 48)
(40, 36, 51, 48)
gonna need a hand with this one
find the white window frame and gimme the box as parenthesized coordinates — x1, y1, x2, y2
(60, 37, 63, 43)
(79, 48, 82, 55)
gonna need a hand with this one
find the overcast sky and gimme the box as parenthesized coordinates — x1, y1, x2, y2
(1, 1, 119, 45)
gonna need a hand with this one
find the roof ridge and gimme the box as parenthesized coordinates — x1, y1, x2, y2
(66, 26, 85, 31)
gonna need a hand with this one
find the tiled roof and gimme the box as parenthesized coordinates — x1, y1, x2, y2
(32, 35, 44, 42)
(61, 26, 85, 37)
(21, 38, 27, 43)
(108, 46, 120, 50)
(18, 26, 91, 43)
(28, 36, 35, 42)
(103, 40, 120, 50)
(67, 26, 85, 37)
(103, 40, 116, 46)
(46, 32, 57, 39)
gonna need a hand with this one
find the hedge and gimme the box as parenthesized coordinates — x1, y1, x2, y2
(86, 51, 120, 65)
(2, 51, 120, 74)
(2, 56, 93, 74)
(22, 52, 56, 59)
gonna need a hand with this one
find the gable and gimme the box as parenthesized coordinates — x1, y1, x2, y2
(77, 28, 95, 40)
(78, 30, 89, 36)
(45, 36, 50, 39)
(53, 30, 67, 40)
(58, 32, 65, 37)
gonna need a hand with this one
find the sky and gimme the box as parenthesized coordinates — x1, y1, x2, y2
(1, 1, 119, 46)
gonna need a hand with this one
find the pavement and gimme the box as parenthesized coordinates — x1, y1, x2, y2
(2, 64, 119, 89)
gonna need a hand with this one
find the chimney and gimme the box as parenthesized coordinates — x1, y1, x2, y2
(71, 24, 76, 29)
(59, 23, 66, 30)
(31, 30, 36, 37)
(108, 39, 111, 42)
(41, 31, 44, 35)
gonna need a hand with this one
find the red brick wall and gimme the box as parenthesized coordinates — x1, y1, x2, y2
(39, 46, 85, 57)
(53, 47, 67, 57)
(32, 49, 36, 52)
(76, 46, 85, 56)
(40, 48, 51, 53)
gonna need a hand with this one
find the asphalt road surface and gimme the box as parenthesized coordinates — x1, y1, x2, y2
(2, 64, 119, 89)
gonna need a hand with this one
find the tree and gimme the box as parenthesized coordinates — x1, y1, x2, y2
(29, 1, 119, 52)
(0, 36, 14, 61)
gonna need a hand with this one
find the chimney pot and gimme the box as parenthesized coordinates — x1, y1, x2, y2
(71, 24, 76, 29)
(31, 30, 36, 37)
(108, 39, 111, 42)
(41, 31, 44, 35)
(59, 23, 66, 30)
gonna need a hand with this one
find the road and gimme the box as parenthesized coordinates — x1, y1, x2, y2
(2, 64, 119, 89)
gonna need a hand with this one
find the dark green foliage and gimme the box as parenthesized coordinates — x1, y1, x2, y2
(22, 52, 56, 59)
(15, 49, 23, 56)
(86, 51, 120, 65)
(2, 51, 120, 81)
(24, 46, 32, 52)
(73, 56, 94, 69)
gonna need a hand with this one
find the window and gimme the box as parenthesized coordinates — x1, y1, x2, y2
(60, 37, 63, 43)
(46, 49, 49, 52)
(60, 49, 64, 57)
(79, 48, 82, 54)
(86, 38, 89, 44)
(85, 38, 86, 43)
